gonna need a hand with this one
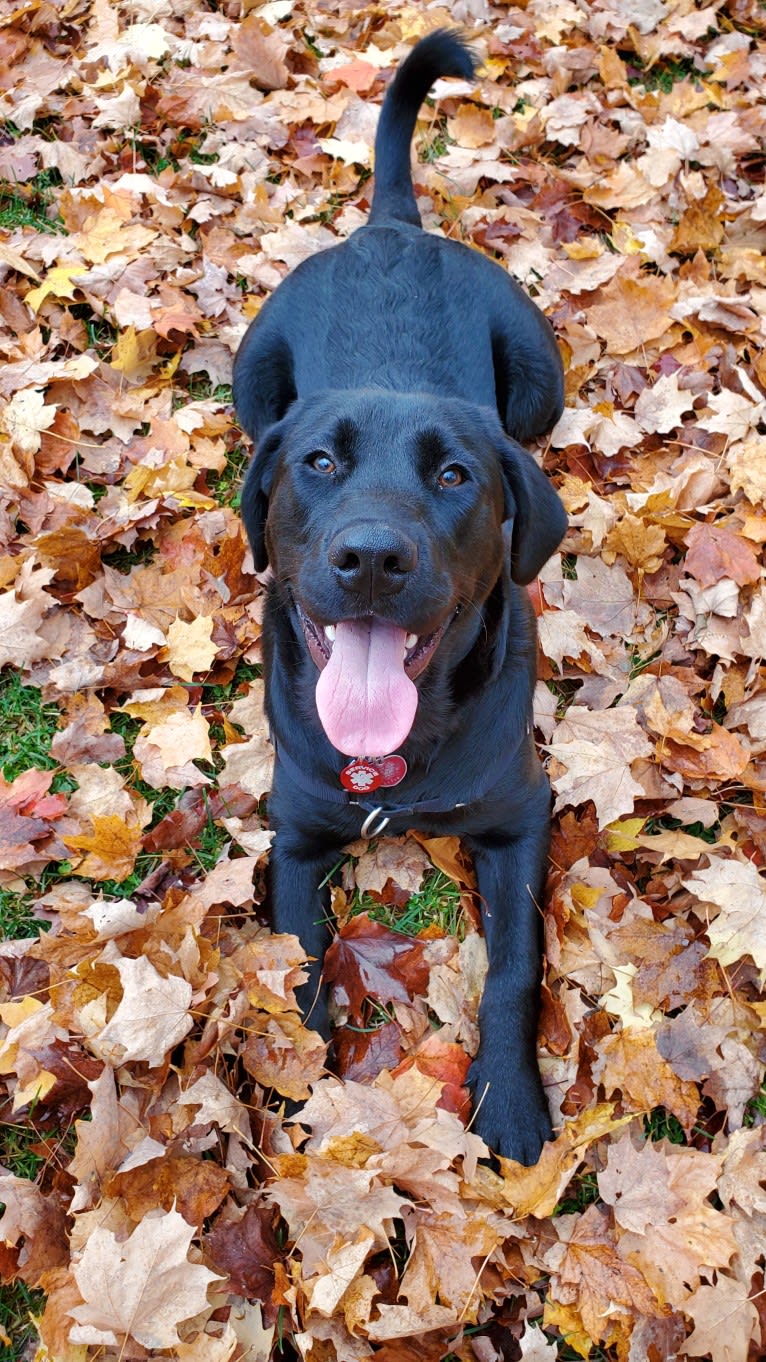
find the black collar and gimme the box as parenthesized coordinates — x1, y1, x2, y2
(271, 723, 528, 836)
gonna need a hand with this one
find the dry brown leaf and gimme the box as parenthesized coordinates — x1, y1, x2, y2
(68, 1206, 221, 1348)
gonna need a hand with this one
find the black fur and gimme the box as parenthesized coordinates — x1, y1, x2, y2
(233, 31, 566, 1165)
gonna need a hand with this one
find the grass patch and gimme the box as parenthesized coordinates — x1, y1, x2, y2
(545, 675, 579, 720)
(0, 673, 61, 783)
(625, 54, 703, 93)
(201, 660, 262, 709)
(554, 1169, 600, 1216)
(418, 121, 455, 163)
(207, 441, 250, 510)
(643, 1107, 687, 1144)
(100, 536, 157, 574)
(642, 814, 719, 845)
(0, 1282, 46, 1362)
(0, 888, 47, 941)
(352, 868, 464, 939)
(0, 168, 65, 234)
(744, 1073, 766, 1128)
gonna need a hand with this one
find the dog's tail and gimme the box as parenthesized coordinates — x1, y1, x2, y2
(368, 30, 476, 227)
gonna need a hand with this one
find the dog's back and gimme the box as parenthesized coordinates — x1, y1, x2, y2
(234, 32, 562, 446)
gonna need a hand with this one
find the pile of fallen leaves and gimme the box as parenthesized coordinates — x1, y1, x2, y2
(1, 0, 765, 1358)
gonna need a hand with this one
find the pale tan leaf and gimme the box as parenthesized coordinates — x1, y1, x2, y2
(69, 1206, 221, 1348)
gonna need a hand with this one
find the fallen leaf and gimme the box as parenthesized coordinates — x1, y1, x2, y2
(68, 1206, 221, 1348)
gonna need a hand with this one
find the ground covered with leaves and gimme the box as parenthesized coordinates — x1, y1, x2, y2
(0, 0, 765, 1358)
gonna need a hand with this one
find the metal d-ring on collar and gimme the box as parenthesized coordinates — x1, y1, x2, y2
(359, 807, 391, 838)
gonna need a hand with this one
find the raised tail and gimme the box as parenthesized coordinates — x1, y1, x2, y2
(368, 30, 476, 227)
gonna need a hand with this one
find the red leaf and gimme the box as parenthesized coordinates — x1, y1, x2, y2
(207, 1204, 282, 1320)
(334, 1020, 403, 1083)
(324, 913, 429, 1023)
(392, 1035, 471, 1118)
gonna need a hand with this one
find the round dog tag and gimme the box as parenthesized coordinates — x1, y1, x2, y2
(376, 755, 408, 787)
(340, 760, 382, 793)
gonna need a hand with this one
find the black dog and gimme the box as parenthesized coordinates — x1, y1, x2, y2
(233, 31, 566, 1165)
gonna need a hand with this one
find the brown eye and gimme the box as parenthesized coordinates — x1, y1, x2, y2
(309, 452, 336, 474)
(438, 465, 465, 488)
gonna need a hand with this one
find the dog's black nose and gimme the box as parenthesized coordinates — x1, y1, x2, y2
(328, 522, 418, 597)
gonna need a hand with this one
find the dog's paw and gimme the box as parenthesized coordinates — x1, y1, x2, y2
(468, 1056, 553, 1166)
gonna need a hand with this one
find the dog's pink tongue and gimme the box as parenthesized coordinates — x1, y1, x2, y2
(315, 619, 417, 757)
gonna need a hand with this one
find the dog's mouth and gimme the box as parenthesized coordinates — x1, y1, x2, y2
(295, 605, 452, 757)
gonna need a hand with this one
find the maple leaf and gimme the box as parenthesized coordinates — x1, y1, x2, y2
(683, 1279, 760, 1362)
(0, 563, 56, 669)
(353, 835, 430, 898)
(68, 1205, 221, 1348)
(546, 705, 653, 828)
(324, 912, 430, 1022)
(634, 372, 696, 434)
(684, 860, 766, 976)
(546, 1204, 666, 1344)
(165, 615, 219, 680)
(63, 814, 144, 882)
(207, 1204, 282, 1314)
(88, 949, 193, 1066)
(0, 1173, 69, 1286)
(685, 522, 761, 588)
(585, 273, 677, 354)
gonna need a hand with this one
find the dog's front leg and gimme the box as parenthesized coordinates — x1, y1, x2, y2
(268, 833, 343, 1042)
(466, 814, 553, 1166)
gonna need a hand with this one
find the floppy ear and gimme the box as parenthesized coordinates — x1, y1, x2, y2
(500, 437, 567, 584)
(490, 284, 564, 442)
(233, 308, 296, 442)
(240, 419, 289, 572)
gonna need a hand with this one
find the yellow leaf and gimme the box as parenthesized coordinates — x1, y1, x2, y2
(110, 326, 160, 379)
(0, 997, 45, 1027)
(542, 1300, 594, 1359)
(64, 815, 143, 882)
(13, 1069, 58, 1111)
(25, 265, 82, 311)
(604, 817, 646, 853)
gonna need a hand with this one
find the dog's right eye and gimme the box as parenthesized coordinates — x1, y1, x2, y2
(308, 452, 337, 474)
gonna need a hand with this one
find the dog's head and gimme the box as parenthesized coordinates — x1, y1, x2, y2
(241, 390, 565, 756)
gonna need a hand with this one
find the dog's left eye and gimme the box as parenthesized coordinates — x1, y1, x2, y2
(438, 465, 465, 488)
(308, 452, 337, 474)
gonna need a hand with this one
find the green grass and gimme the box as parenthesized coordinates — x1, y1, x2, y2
(0, 1282, 45, 1362)
(418, 121, 455, 164)
(0, 673, 61, 783)
(351, 867, 465, 939)
(553, 1169, 600, 1216)
(744, 1074, 766, 1128)
(0, 168, 65, 234)
(625, 54, 703, 93)
(0, 888, 45, 941)
(207, 441, 250, 510)
(643, 1107, 687, 1144)
(642, 813, 720, 845)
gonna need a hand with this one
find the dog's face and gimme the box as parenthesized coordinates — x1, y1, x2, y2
(242, 389, 565, 755)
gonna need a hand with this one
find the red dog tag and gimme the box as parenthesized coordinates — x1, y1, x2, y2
(339, 755, 408, 793)
(340, 760, 382, 793)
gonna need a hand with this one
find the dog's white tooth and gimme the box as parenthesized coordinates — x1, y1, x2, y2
(324, 625, 336, 642)
(405, 633, 418, 649)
